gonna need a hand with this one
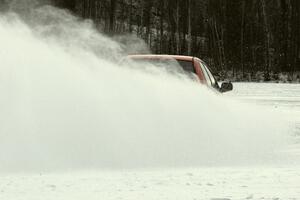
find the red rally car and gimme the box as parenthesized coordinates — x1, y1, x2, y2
(127, 54, 233, 93)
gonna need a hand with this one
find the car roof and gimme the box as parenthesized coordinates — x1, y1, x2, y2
(127, 54, 196, 62)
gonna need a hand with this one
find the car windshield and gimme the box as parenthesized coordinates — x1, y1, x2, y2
(129, 58, 195, 74)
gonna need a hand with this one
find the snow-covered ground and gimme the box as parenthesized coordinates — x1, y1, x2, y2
(1, 83, 300, 200)
(1, 167, 300, 200)
(229, 83, 300, 141)
(229, 83, 300, 110)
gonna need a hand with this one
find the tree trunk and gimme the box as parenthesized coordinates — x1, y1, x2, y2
(241, 0, 246, 76)
(160, 0, 164, 53)
(286, 0, 292, 73)
(109, 0, 116, 33)
(175, 0, 181, 54)
(187, 0, 192, 56)
(129, 0, 133, 33)
(260, 0, 271, 78)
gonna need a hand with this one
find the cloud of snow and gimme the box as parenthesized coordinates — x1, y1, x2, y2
(0, 2, 291, 172)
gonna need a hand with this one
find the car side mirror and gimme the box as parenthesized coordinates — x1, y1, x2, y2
(220, 82, 233, 93)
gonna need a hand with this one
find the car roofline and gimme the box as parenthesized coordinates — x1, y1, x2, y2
(127, 54, 198, 62)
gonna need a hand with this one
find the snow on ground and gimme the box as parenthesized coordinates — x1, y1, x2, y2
(1, 83, 300, 200)
(229, 83, 300, 131)
(229, 83, 300, 151)
(228, 83, 300, 110)
(1, 168, 300, 200)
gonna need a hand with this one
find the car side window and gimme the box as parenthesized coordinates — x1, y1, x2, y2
(198, 61, 212, 86)
(200, 61, 219, 89)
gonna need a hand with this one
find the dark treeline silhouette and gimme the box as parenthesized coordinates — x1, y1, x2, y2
(1, 0, 299, 81)
(52, 0, 300, 81)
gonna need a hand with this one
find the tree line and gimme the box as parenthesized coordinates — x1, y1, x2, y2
(1, 0, 300, 81)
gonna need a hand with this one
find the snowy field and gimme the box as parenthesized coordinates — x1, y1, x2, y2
(229, 83, 300, 110)
(1, 83, 300, 200)
(229, 83, 300, 132)
(229, 83, 300, 146)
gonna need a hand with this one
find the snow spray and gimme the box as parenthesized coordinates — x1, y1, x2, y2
(0, 2, 291, 172)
